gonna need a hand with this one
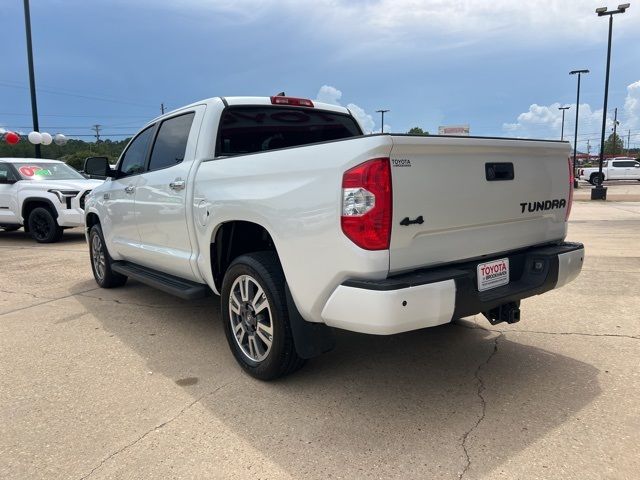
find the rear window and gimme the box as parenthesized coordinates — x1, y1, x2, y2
(216, 106, 362, 157)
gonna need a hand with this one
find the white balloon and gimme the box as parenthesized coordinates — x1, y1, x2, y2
(41, 132, 53, 145)
(28, 131, 43, 145)
(54, 133, 67, 146)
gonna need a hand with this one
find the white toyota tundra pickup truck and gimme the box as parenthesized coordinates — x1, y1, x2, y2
(579, 157, 640, 185)
(83, 95, 584, 379)
(0, 158, 102, 242)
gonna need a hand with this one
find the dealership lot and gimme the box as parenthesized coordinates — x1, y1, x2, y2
(1, 196, 639, 479)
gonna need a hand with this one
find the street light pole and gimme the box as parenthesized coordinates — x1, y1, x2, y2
(376, 109, 389, 133)
(23, 0, 41, 158)
(569, 70, 589, 188)
(593, 3, 630, 200)
(558, 106, 570, 141)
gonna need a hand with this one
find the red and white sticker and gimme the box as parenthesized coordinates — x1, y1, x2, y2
(477, 258, 510, 292)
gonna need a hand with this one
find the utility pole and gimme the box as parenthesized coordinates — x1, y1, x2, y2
(611, 107, 619, 156)
(570, 69, 589, 188)
(628, 129, 631, 155)
(161, 103, 165, 114)
(92, 124, 101, 142)
(376, 109, 389, 133)
(23, 0, 41, 158)
(558, 106, 570, 141)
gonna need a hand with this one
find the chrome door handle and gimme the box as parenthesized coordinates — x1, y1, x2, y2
(169, 180, 185, 191)
(124, 185, 135, 194)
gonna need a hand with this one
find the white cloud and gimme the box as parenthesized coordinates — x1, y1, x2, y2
(623, 80, 640, 131)
(158, 0, 639, 51)
(502, 80, 640, 150)
(314, 85, 377, 133)
(346, 103, 376, 134)
(315, 85, 343, 105)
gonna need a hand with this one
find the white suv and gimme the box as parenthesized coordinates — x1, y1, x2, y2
(0, 158, 103, 242)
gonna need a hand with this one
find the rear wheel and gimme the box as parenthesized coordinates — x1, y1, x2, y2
(89, 224, 127, 288)
(221, 252, 305, 380)
(28, 207, 63, 243)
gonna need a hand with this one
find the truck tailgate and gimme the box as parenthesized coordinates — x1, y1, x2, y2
(388, 135, 571, 274)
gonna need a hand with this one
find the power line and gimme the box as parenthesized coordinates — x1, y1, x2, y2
(0, 80, 157, 109)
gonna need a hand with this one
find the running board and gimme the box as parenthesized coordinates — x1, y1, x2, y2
(111, 261, 209, 300)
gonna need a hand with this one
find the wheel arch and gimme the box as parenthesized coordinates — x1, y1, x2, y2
(210, 220, 279, 292)
(21, 197, 58, 231)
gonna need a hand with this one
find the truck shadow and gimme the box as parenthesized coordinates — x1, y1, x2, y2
(0, 227, 86, 244)
(74, 281, 601, 479)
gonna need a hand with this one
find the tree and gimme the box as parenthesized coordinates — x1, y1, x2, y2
(407, 127, 429, 136)
(603, 132, 624, 156)
(0, 137, 129, 170)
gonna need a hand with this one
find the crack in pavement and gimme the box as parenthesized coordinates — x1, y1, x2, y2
(455, 320, 639, 341)
(0, 288, 100, 316)
(77, 377, 240, 480)
(459, 332, 502, 480)
(0, 287, 54, 300)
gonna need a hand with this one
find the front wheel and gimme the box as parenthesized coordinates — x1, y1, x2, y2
(221, 252, 305, 380)
(89, 224, 127, 288)
(28, 207, 63, 243)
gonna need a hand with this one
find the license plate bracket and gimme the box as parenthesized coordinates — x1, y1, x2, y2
(477, 258, 510, 292)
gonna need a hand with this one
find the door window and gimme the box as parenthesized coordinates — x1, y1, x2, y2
(0, 164, 16, 182)
(119, 126, 155, 177)
(148, 113, 195, 171)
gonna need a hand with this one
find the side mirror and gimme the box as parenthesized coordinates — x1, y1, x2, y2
(83, 157, 114, 179)
(0, 176, 17, 185)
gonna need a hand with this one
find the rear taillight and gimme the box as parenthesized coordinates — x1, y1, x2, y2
(566, 158, 574, 221)
(341, 158, 392, 250)
(270, 96, 314, 107)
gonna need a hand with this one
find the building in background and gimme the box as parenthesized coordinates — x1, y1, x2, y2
(438, 125, 470, 136)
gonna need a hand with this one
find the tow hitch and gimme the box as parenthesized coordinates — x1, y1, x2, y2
(482, 301, 521, 325)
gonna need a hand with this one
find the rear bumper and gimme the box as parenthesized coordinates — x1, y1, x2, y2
(320, 242, 584, 335)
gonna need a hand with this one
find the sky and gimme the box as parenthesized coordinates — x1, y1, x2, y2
(1, 0, 639, 153)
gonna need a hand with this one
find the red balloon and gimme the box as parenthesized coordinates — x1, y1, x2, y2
(5, 131, 20, 145)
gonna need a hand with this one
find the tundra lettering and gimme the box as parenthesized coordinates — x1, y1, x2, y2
(520, 199, 566, 213)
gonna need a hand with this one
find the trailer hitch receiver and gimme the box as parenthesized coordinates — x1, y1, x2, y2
(482, 301, 521, 325)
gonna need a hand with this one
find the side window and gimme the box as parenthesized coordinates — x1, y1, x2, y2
(0, 164, 15, 182)
(148, 113, 195, 171)
(612, 161, 623, 167)
(119, 126, 155, 177)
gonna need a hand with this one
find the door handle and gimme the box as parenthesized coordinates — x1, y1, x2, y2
(124, 185, 135, 194)
(169, 180, 186, 191)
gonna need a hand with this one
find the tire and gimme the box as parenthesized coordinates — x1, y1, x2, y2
(221, 252, 305, 380)
(89, 224, 128, 288)
(1, 225, 21, 232)
(28, 207, 63, 243)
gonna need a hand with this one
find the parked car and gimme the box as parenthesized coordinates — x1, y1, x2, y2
(579, 157, 640, 185)
(0, 158, 103, 242)
(83, 95, 584, 379)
